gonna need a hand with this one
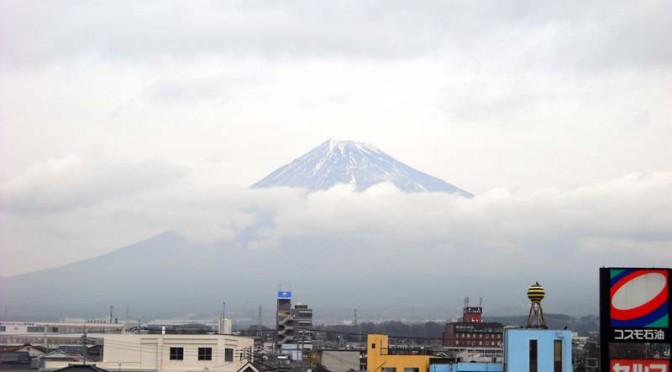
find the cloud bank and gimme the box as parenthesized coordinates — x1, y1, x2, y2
(1, 154, 670, 315)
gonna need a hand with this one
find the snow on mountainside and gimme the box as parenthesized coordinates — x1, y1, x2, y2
(252, 139, 473, 197)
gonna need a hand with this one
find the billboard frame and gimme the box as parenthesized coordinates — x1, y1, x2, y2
(600, 267, 671, 371)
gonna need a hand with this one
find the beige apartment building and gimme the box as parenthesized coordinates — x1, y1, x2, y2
(100, 334, 254, 372)
(39, 333, 254, 372)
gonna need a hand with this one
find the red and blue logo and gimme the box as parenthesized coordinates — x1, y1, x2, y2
(610, 269, 669, 328)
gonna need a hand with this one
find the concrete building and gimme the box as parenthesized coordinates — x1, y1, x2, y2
(442, 300, 503, 350)
(275, 291, 313, 350)
(367, 334, 434, 372)
(95, 333, 254, 372)
(0, 321, 125, 346)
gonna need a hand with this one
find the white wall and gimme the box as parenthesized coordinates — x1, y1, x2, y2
(101, 334, 254, 372)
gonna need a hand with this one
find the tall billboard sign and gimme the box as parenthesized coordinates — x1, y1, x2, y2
(600, 268, 671, 372)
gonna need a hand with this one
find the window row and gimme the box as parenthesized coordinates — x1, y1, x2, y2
(454, 340, 502, 347)
(169, 347, 234, 362)
(24, 327, 64, 333)
(457, 333, 501, 339)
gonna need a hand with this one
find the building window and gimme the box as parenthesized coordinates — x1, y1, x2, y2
(198, 348, 212, 361)
(0, 326, 5, 332)
(404, 368, 419, 372)
(382, 368, 396, 372)
(371, 343, 376, 349)
(27, 327, 45, 333)
(225, 348, 234, 362)
(529, 340, 538, 372)
(554, 340, 562, 372)
(170, 347, 184, 361)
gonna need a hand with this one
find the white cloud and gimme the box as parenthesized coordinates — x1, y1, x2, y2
(2, 153, 188, 213)
(2, 169, 670, 282)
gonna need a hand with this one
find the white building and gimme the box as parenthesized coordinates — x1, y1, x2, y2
(91, 333, 254, 372)
(0, 321, 125, 346)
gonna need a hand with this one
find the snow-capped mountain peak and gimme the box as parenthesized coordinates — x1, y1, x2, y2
(252, 139, 473, 196)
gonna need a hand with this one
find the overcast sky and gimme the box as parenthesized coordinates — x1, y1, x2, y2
(1, 0, 671, 292)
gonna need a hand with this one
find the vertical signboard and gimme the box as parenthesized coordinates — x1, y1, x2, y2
(600, 268, 672, 372)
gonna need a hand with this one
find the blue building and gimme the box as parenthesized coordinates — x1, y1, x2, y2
(427, 328, 572, 372)
(504, 329, 572, 372)
(430, 362, 502, 372)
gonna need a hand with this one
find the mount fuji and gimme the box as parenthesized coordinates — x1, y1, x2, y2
(252, 139, 473, 197)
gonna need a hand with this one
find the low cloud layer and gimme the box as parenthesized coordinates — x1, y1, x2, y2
(2, 157, 670, 315)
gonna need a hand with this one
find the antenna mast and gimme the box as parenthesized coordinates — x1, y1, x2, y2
(257, 306, 262, 339)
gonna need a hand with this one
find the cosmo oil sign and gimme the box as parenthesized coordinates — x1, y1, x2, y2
(600, 268, 672, 372)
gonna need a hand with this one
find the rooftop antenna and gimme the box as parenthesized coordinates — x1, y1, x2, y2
(257, 306, 263, 339)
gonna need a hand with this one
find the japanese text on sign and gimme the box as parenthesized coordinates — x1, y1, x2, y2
(611, 359, 669, 372)
(614, 329, 666, 341)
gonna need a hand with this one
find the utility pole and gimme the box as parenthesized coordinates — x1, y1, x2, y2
(219, 301, 226, 335)
(355, 309, 361, 347)
(109, 305, 114, 324)
(82, 328, 88, 365)
(257, 306, 262, 340)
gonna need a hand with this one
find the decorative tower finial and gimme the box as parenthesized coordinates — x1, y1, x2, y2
(526, 282, 547, 329)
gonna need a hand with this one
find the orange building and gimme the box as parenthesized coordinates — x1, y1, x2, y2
(367, 334, 434, 372)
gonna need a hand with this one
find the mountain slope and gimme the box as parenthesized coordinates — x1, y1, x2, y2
(252, 139, 473, 197)
(0, 230, 596, 319)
